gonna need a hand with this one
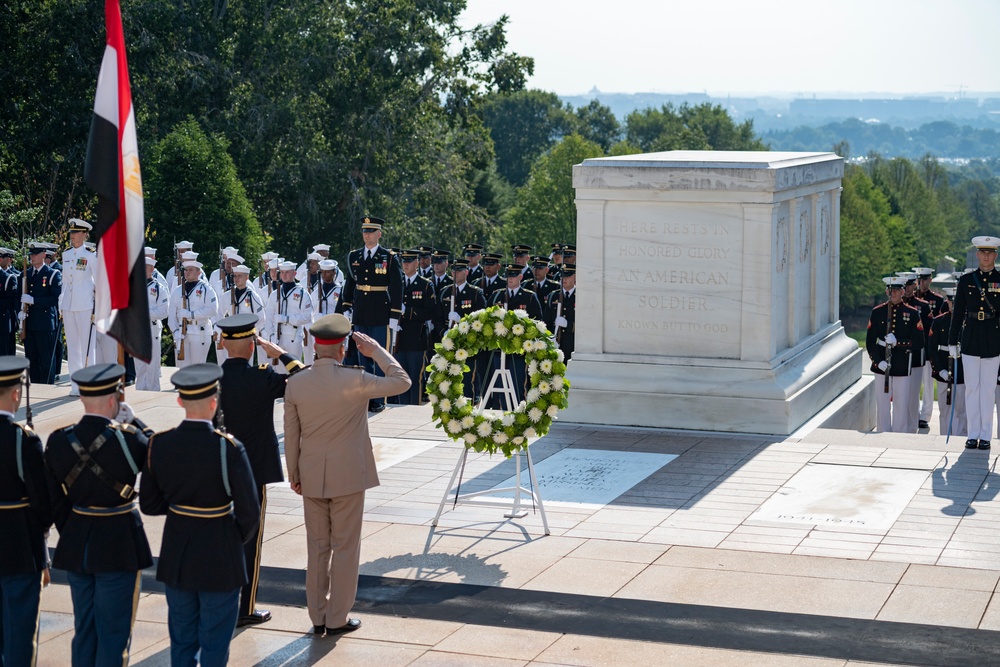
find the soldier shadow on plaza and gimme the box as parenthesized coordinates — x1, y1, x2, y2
(932, 449, 1000, 517)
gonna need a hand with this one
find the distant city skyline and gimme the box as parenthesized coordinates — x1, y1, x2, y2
(459, 0, 1000, 97)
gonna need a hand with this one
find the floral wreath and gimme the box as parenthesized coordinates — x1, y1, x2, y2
(425, 306, 570, 456)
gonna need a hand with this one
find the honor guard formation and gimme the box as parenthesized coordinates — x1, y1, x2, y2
(0, 215, 578, 664)
(866, 235, 1000, 450)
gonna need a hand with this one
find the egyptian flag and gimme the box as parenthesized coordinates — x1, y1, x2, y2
(84, 0, 151, 363)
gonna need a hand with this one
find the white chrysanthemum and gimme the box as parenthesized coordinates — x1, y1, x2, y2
(515, 401, 527, 413)
(471, 320, 484, 332)
(427, 393, 439, 404)
(525, 427, 537, 439)
(528, 407, 543, 422)
(523, 340, 537, 354)
(457, 321, 470, 334)
(441, 337, 455, 351)
(461, 416, 475, 429)
(494, 322, 508, 337)
(455, 349, 469, 361)
(538, 381, 551, 395)
(494, 432, 509, 444)
(540, 359, 553, 373)
(556, 349, 565, 362)
(528, 360, 538, 376)
(456, 397, 468, 408)
(513, 309, 529, 319)
(439, 398, 451, 412)
(511, 324, 525, 336)
(449, 363, 463, 376)
(439, 381, 451, 394)
(433, 355, 449, 371)
(512, 436, 524, 445)
(447, 419, 462, 434)
(477, 421, 492, 437)
(550, 375, 563, 387)
(492, 308, 506, 319)
(526, 388, 540, 403)
(537, 321, 549, 334)
(501, 413, 515, 427)
(463, 433, 478, 444)
(546, 404, 559, 418)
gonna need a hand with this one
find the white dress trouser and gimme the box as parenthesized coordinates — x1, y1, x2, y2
(962, 354, 1000, 441)
(134, 326, 162, 391)
(176, 330, 212, 367)
(95, 330, 119, 364)
(920, 364, 935, 421)
(62, 310, 94, 389)
(907, 363, 923, 430)
(875, 374, 913, 433)
(938, 384, 967, 437)
(273, 326, 303, 375)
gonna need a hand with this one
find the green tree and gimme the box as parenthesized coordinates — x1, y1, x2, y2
(480, 89, 575, 186)
(838, 165, 900, 311)
(500, 134, 604, 251)
(626, 102, 768, 152)
(143, 118, 264, 265)
(573, 99, 621, 151)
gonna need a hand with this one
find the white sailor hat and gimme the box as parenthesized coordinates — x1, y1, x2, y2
(973, 236, 1000, 250)
(222, 246, 239, 258)
(883, 276, 906, 287)
(261, 251, 277, 261)
(145, 256, 156, 266)
(181, 250, 199, 261)
(911, 267, 933, 277)
(144, 246, 157, 256)
(307, 252, 322, 261)
(68, 218, 93, 232)
(183, 260, 203, 269)
(229, 253, 245, 264)
(232, 264, 251, 275)
(318, 259, 337, 271)
(175, 240, 194, 250)
(278, 261, 296, 272)
(312, 244, 331, 252)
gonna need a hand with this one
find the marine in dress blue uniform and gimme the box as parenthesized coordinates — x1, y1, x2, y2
(929, 288, 965, 437)
(139, 364, 260, 667)
(337, 217, 404, 412)
(43, 364, 153, 667)
(0, 248, 20, 357)
(217, 314, 305, 627)
(394, 251, 436, 405)
(21, 243, 62, 384)
(0, 357, 51, 667)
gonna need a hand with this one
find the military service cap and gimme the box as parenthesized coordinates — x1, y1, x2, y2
(973, 236, 1000, 250)
(72, 363, 125, 397)
(217, 313, 258, 339)
(511, 244, 532, 256)
(912, 267, 934, 277)
(561, 264, 577, 276)
(361, 216, 384, 231)
(883, 276, 906, 288)
(27, 242, 47, 255)
(399, 250, 419, 262)
(481, 253, 503, 266)
(452, 259, 470, 271)
(463, 244, 483, 256)
(0, 357, 29, 388)
(432, 251, 451, 264)
(68, 218, 93, 233)
(551, 243, 564, 253)
(417, 246, 435, 257)
(504, 264, 523, 277)
(562, 244, 577, 257)
(171, 363, 223, 400)
(311, 313, 352, 345)
(0, 247, 15, 258)
(529, 255, 550, 268)
(896, 271, 918, 284)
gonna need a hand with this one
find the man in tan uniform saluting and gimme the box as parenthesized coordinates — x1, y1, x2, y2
(284, 313, 410, 635)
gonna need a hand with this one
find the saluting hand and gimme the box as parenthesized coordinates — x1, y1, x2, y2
(352, 332, 382, 358)
(256, 336, 286, 359)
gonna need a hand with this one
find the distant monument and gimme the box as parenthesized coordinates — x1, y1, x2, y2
(563, 151, 870, 435)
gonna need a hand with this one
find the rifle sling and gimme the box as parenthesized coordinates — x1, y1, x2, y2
(63, 427, 136, 500)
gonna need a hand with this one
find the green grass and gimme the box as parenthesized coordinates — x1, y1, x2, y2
(846, 329, 866, 347)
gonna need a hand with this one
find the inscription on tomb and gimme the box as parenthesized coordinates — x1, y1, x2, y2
(604, 201, 743, 358)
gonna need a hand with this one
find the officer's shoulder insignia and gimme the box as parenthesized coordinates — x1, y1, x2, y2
(347, 365, 365, 370)
(19, 423, 36, 437)
(215, 430, 239, 445)
(258, 363, 270, 370)
(118, 423, 138, 435)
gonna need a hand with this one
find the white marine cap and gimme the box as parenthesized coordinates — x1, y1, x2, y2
(182, 260, 203, 269)
(883, 276, 906, 287)
(895, 271, 918, 282)
(181, 251, 199, 261)
(307, 252, 322, 261)
(232, 264, 251, 275)
(145, 256, 156, 266)
(229, 253, 245, 264)
(278, 261, 297, 272)
(318, 259, 337, 271)
(175, 240, 194, 250)
(144, 246, 157, 257)
(267, 258, 280, 269)
(261, 251, 277, 261)
(973, 236, 1000, 249)
(312, 243, 331, 252)
(911, 267, 933, 277)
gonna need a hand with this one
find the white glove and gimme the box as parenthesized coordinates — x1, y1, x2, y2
(389, 318, 400, 332)
(20, 294, 34, 305)
(174, 331, 184, 343)
(17, 312, 26, 323)
(448, 311, 461, 323)
(555, 316, 569, 328)
(877, 361, 889, 372)
(275, 314, 289, 324)
(884, 333, 897, 346)
(948, 345, 959, 358)
(179, 309, 193, 320)
(940, 370, 950, 382)
(401, 304, 407, 315)
(116, 402, 135, 424)
(426, 321, 434, 332)
(343, 309, 353, 323)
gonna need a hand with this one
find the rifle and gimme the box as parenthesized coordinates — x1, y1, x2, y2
(218, 277, 236, 351)
(24, 369, 32, 429)
(273, 287, 283, 366)
(18, 251, 28, 343)
(883, 303, 892, 394)
(448, 288, 456, 330)
(554, 289, 564, 345)
(177, 285, 188, 362)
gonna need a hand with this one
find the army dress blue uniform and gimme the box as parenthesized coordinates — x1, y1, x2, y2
(438, 276, 487, 400)
(43, 364, 153, 667)
(866, 289, 924, 433)
(140, 365, 260, 667)
(22, 255, 62, 384)
(394, 267, 436, 405)
(217, 314, 305, 625)
(0, 252, 19, 357)
(488, 280, 543, 406)
(0, 357, 51, 667)
(545, 287, 576, 361)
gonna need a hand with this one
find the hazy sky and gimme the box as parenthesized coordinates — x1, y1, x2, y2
(459, 0, 1000, 96)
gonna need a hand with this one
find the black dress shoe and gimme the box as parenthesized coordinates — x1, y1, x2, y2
(979, 440, 992, 450)
(966, 438, 980, 449)
(918, 420, 929, 429)
(368, 403, 385, 414)
(236, 610, 271, 627)
(313, 625, 326, 636)
(326, 618, 362, 635)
